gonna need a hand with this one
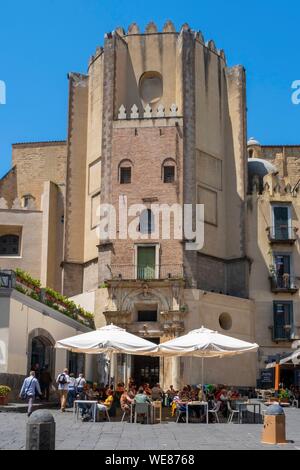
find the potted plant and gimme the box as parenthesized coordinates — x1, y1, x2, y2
(0, 386, 11, 405)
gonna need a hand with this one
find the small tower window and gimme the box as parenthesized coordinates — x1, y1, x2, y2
(162, 158, 176, 183)
(22, 194, 35, 208)
(120, 167, 132, 184)
(164, 166, 175, 183)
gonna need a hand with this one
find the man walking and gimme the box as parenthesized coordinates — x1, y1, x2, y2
(56, 368, 70, 412)
(20, 370, 42, 417)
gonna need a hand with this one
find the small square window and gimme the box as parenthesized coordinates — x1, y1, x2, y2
(163, 166, 175, 183)
(120, 167, 132, 184)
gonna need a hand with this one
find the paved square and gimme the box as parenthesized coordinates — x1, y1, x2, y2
(1, 408, 300, 450)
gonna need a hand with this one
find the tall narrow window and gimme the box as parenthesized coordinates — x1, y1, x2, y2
(120, 167, 132, 184)
(274, 255, 291, 288)
(163, 166, 175, 183)
(162, 158, 176, 183)
(272, 205, 291, 240)
(0, 234, 20, 256)
(273, 302, 293, 341)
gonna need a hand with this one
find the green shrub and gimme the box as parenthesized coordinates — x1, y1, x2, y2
(0, 386, 11, 397)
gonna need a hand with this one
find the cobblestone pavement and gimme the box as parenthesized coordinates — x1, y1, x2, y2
(1, 408, 300, 450)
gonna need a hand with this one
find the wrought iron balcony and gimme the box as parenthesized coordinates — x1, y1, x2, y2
(0, 270, 16, 288)
(108, 264, 184, 281)
(270, 325, 293, 342)
(267, 225, 298, 244)
(270, 275, 299, 294)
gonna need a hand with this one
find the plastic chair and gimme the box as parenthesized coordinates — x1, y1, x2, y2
(227, 401, 239, 423)
(97, 405, 111, 422)
(175, 403, 187, 423)
(134, 403, 150, 424)
(208, 401, 221, 423)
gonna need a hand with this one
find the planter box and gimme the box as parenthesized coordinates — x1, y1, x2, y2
(0, 396, 9, 406)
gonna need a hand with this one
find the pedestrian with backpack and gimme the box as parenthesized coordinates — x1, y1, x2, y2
(19, 370, 42, 417)
(56, 368, 70, 412)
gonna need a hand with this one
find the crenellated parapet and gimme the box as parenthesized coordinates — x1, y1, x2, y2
(0, 196, 37, 211)
(117, 103, 179, 120)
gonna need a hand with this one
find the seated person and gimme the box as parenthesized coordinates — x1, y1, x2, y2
(97, 389, 114, 414)
(166, 385, 177, 406)
(120, 388, 134, 415)
(179, 386, 191, 401)
(151, 383, 164, 402)
(134, 387, 151, 404)
(144, 383, 152, 396)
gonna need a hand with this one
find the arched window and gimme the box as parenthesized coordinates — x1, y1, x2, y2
(248, 149, 254, 159)
(162, 158, 176, 183)
(118, 159, 133, 184)
(22, 194, 35, 208)
(139, 209, 155, 234)
(0, 234, 20, 256)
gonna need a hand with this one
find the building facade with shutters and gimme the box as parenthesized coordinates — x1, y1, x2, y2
(1, 21, 299, 390)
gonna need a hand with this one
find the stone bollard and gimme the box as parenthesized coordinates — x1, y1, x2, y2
(26, 410, 55, 450)
(261, 404, 287, 445)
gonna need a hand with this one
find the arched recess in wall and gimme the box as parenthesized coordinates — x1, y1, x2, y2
(161, 158, 177, 183)
(118, 159, 133, 184)
(27, 328, 56, 378)
(139, 71, 163, 105)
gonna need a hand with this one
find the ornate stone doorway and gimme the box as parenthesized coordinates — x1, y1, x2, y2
(132, 338, 160, 387)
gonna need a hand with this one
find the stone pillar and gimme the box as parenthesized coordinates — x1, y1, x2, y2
(26, 410, 55, 450)
(172, 356, 181, 391)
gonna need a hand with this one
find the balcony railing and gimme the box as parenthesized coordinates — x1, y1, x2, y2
(267, 225, 298, 244)
(270, 275, 299, 294)
(271, 325, 293, 342)
(108, 264, 184, 281)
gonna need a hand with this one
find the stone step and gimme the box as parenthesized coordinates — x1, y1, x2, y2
(0, 402, 59, 413)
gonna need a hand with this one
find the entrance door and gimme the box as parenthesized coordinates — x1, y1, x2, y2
(137, 246, 156, 280)
(132, 338, 160, 387)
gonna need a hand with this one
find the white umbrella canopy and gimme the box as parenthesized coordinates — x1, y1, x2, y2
(55, 324, 159, 356)
(158, 326, 259, 358)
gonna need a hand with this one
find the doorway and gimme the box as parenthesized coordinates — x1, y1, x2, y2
(132, 338, 160, 387)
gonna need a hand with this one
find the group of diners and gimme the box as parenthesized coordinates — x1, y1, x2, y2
(77, 378, 243, 423)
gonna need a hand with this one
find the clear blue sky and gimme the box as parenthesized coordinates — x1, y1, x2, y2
(0, 0, 299, 177)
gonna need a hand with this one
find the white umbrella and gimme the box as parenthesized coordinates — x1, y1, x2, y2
(158, 326, 259, 384)
(56, 324, 159, 384)
(56, 324, 158, 355)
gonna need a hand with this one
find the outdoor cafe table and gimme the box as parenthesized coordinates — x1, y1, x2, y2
(236, 402, 261, 424)
(74, 400, 98, 422)
(186, 401, 209, 424)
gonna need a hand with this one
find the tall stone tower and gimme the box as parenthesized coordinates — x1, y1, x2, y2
(62, 21, 253, 388)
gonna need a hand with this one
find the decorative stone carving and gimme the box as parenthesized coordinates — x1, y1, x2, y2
(114, 27, 125, 36)
(181, 23, 190, 32)
(130, 104, 139, 119)
(12, 198, 22, 210)
(145, 21, 157, 34)
(118, 105, 126, 119)
(207, 40, 217, 52)
(0, 197, 8, 209)
(163, 20, 176, 33)
(195, 31, 205, 43)
(144, 104, 152, 118)
(170, 104, 178, 117)
(128, 23, 140, 35)
(156, 104, 165, 118)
